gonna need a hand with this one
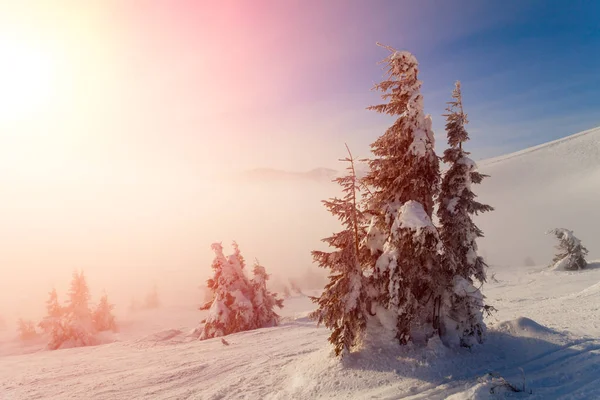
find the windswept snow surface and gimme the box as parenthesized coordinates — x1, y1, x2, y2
(2, 264, 600, 399)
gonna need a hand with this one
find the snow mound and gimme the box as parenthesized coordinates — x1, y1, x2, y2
(495, 317, 556, 338)
(149, 328, 183, 342)
(446, 373, 530, 400)
(131, 329, 189, 348)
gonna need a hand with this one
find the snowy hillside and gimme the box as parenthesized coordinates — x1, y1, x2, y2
(2, 127, 600, 399)
(1, 264, 600, 399)
(476, 126, 600, 267)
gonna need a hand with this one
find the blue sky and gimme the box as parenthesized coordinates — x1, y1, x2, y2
(2, 1, 599, 174)
(275, 0, 600, 164)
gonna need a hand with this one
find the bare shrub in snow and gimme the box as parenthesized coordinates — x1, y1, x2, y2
(547, 228, 588, 270)
(310, 145, 370, 356)
(437, 81, 494, 348)
(362, 45, 444, 346)
(17, 319, 38, 341)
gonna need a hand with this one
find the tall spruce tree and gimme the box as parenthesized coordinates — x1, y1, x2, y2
(311, 145, 369, 356)
(437, 81, 493, 348)
(363, 45, 443, 345)
(62, 270, 96, 347)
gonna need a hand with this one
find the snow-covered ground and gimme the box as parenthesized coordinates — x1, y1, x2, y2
(2, 127, 600, 399)
(1, 264, 599, 399)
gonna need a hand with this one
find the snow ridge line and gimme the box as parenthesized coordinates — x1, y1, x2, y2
(479, 126, 600, 167)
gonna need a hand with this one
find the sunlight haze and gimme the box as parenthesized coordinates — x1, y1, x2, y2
(1, 4, 600, 397)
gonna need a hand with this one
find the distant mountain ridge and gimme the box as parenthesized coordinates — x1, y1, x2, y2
(240, 167, 338, 183)
(241, 126, 600, 185)
(240, 164, 370, 183)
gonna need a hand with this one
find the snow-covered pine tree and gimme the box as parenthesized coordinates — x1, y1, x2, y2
(547, 228, 588, 270)
(93, 293, 117, 332)
(363, 45, 443, 346)
(62, 270, 96, 348)
(437, 81, 494, 348)
(197, 243, 255, 340)
(310, 145, 370, 356)
(250, 261, 284, 328)
(38, 288, 66, 349)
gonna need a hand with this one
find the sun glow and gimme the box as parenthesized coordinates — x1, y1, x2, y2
(0, 37, 57, 119)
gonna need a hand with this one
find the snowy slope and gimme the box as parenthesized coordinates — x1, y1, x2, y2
(1, 264, 600, 399)
(476, 126, 600, 267)
(2, 128, 600, 399)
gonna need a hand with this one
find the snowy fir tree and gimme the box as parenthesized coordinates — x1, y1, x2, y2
(17, 319, 38, 341)
(311, 145, 370, 356)
(436, 81, 494, 348)
(61, 270, 96, 348)
(547, 228, 588, 270)
(38, 288, 67, 349)
(197, 243, 255, 340)
(362, 45, 444, 346)
(93, 293, 117, 332)
(250, 261, 284, 329)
